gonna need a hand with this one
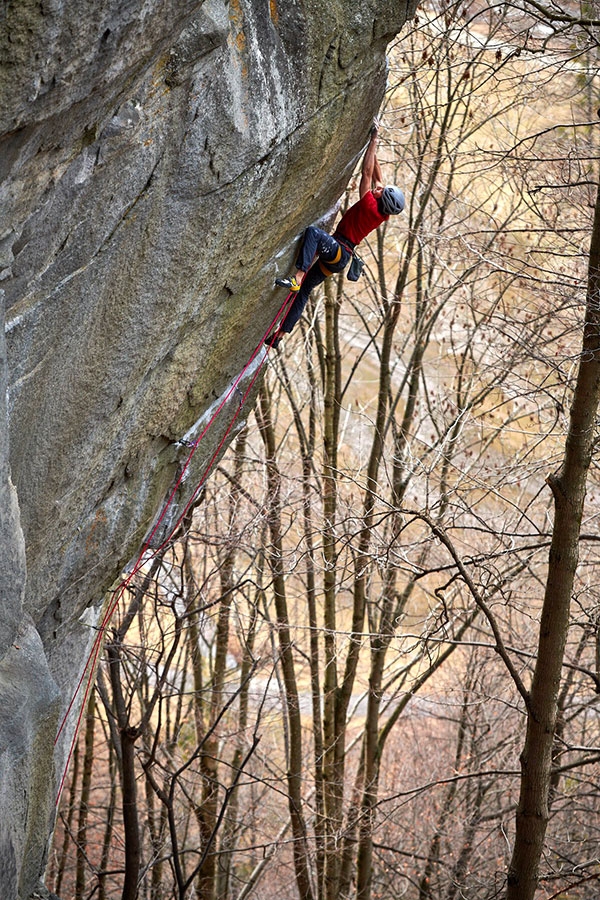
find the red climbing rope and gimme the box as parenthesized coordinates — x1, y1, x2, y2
(54, 283, 299, 805)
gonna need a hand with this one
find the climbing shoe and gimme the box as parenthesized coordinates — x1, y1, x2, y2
(275, 275, 300, 292)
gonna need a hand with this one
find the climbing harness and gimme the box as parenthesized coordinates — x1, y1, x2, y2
(54, 282, 299, 805)
(332, 233, 364, 282)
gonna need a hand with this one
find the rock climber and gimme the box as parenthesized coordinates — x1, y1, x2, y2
(267, 122, 405, 349)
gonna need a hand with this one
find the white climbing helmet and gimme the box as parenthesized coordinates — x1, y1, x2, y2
(380, 186, 405, 215)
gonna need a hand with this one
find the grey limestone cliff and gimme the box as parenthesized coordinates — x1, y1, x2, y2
(0, 0, 414, 896)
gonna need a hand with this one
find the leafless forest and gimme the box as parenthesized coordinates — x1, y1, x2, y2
(50, 2, 600, 898)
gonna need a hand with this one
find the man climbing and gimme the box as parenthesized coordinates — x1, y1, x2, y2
(267, 122, 405, 349)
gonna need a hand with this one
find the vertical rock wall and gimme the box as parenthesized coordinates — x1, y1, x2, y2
(0, 0, 414, 896)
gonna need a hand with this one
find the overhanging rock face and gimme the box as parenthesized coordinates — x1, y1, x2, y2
(0, 0, 414, 896)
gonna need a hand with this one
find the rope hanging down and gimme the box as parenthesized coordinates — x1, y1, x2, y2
(54, 282, 300, 805)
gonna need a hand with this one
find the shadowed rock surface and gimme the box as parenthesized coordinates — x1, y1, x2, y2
(0, 1, 414, 896)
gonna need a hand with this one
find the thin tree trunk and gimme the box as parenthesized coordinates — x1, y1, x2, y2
(321, 277, 344, 900)
(256, 381, 315, 900)
(107, 641, 141, 900)
(419, 688, 470, 900)
(99, 736, 118, 900)
(75, 690, 95, 900)
(281, 348, 326, 900)
(197, 428, 246, 900)
(53, 740, 80, 896)
(507, 177, 600, 899)
(444, 790, 484, 900)
(355, 240, 430, 900)
(195, 602, 230, 900)
(216, 585, 259, 900)
(121, 729, 141, 900)
(143, 722, 165, 900)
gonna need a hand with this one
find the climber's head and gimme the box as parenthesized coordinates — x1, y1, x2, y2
(378, 185, 405, 216)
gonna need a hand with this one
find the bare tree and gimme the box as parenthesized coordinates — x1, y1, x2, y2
(507, 169, 600, 900)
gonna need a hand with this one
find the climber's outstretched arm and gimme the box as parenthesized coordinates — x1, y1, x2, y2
(372, 148, 384, 188)
(359, 123, 384, 198)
